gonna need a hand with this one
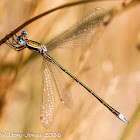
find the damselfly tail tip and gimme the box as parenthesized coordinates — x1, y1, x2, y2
(118, 113, 129, 124)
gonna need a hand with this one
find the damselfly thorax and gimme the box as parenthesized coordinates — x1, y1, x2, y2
(26, 40, 48, 55)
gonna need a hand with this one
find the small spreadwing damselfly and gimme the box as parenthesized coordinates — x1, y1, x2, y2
(1, 7, 128, 128)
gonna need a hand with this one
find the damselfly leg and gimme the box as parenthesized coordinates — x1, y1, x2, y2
(4, 31, 28, 51)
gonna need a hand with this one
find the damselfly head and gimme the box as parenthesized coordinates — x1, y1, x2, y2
(17, 38, 24, 45)
(21, 31, 28, 36)
(17, 31, 28, 45)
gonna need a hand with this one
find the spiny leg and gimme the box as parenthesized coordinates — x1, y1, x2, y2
(11, 33, 19, 45)
(5, 40, 25, 51)
(5, 34, 26, 51)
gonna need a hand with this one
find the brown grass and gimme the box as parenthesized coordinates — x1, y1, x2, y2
(0, 0, 140, 140)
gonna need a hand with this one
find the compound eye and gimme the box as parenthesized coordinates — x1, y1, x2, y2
(21, 31, 28, 36)
(17, 38, 24, 45)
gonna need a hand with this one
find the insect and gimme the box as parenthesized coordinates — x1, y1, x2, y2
(1, 7, 129, 128)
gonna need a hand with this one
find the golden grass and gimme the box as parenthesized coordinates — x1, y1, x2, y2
(0, 0, 140, 140)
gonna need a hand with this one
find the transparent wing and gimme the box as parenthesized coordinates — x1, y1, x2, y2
(45, 58, 73, 109)
(46, 7, 106, 51)
(40, 58, 55, 129)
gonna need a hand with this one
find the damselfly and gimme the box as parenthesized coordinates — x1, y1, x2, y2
(1, 7, 129, 128)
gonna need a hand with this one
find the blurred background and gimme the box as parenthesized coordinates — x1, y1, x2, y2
(0, 0, 140, 140)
